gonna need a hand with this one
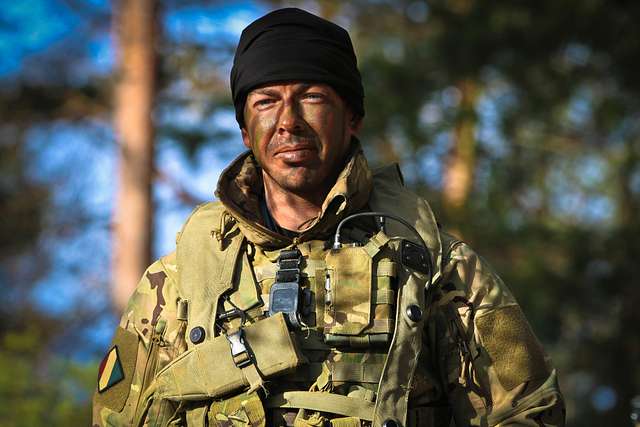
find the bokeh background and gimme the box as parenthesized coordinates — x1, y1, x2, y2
(1, 0, 639, 425)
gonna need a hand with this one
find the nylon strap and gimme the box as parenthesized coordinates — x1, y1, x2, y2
(242, 363, 265, 394)
(376, 261, 397, 278)
(373, 289, 395, 305)
(266, 392, 374, 421)
(362, 230, 389, 258)
(330, 417, 361, 427)
(288, 361, 384, 384)
(331, 361, 384, 383)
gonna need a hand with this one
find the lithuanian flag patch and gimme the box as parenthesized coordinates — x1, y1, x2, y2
(98, 346, 125, 393)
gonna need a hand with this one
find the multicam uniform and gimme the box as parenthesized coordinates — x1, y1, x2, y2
(93, 144, 565, 426)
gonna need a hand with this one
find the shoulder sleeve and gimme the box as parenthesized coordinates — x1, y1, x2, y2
(434, 236, 565, 426)
(92, 252, 186, 427)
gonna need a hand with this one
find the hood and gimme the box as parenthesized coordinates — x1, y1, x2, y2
(215, 141, 373, 248)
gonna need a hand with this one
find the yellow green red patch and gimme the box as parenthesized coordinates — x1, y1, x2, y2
(97, 346, 124, 393)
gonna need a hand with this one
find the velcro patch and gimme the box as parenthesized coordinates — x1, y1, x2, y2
(476, 304, 549, 390)
(94, 326, 138, 412)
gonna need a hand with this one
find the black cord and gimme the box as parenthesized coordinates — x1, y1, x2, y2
(333, 211, 434, 289)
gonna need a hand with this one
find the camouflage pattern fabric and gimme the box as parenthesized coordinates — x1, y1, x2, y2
(92, 253, 185, 426)
(324, 246, 373, 336)
(93, 142, 565, 426)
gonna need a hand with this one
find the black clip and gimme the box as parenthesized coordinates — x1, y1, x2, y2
(215, 295, 246, 334)
(215, 295, 253, 368)
(269, 248, 303, 328)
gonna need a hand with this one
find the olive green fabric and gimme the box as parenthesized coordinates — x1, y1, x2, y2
(155, 313, 303, 400)
(328, 417, 361, 427)
(266, 391, 374, 421)
(176, 202, 244, 349)
(208, 391, 266, 427)
(476, 304, 550, 390)
(433, 238, 565, 426)
(93, 327, 138, 412)
(367, 165, 440, 427)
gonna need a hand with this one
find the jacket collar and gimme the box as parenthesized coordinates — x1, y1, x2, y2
(215, 140, 373, 248)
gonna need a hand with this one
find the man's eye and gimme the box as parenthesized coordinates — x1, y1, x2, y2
(254, 99, 274, 107)
(303, 93, 325, 101)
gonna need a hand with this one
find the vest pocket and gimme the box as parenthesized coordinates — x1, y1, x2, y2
(323, 236, 398, 347)
(152, 313, 304, 401)
(324, 246, 373, 336)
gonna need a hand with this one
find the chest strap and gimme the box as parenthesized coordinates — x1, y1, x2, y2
(266, 391, 374, 422)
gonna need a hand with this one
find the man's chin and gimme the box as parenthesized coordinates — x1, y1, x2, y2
(277, 170, 328, 194)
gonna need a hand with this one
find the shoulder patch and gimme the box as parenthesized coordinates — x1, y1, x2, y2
(98, 346, 124, 392)
(94, 327, 138, 412)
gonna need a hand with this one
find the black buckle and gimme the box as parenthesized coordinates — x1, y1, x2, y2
(215, 296, 254, 368)
(269, 248, 303, 327)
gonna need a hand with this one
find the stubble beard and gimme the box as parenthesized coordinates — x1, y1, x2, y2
(262, 164, 328, 202)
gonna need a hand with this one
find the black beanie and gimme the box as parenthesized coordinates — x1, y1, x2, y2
(230, 8, 364, 127)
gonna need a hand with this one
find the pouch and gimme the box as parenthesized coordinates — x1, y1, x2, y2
(323, 231, 398, 346)
(153, 313, 304, 400)
(324, 245, 373, 336)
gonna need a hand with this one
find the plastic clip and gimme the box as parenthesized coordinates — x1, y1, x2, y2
(226, 329, 252, 368)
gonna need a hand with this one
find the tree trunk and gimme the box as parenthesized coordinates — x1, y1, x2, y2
(442, 78, 478, 226)
(112, 0, 158, 312)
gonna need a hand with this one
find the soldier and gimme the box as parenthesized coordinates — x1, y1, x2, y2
(93, 8, 565, 427)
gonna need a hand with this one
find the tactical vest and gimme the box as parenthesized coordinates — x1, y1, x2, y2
(138, 166, 444, 427)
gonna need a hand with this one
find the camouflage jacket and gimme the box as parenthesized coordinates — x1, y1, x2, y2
(93, 144, 565, 426)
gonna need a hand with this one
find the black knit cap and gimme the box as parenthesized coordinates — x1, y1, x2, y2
(230, 7, 364, 127)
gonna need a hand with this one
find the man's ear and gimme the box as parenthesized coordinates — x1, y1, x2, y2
(241, 128, 252, 150)
(350, 115, 363, 135)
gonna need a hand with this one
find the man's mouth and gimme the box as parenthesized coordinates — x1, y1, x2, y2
(274, 143, 318, 163)
(276, 144, 316, 154)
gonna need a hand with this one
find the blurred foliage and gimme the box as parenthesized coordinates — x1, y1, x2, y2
(0, 324, 94, 426)
(1, 0, 639, 425)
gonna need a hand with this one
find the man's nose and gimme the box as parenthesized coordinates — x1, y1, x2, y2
(278, 101, 304, 135)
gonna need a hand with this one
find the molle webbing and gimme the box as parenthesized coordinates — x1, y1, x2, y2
(288, 360, 385, 384)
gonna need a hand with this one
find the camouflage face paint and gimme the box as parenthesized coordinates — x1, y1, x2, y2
(242, 82, 355, 203)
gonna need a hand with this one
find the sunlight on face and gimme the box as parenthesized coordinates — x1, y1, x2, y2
(241, 82, 360, 198)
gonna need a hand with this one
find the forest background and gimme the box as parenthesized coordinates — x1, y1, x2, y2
(1, 0, 639, 425)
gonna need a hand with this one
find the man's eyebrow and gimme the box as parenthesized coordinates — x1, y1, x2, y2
(250, 84, 324, 98)
(250, 88, 280, 97)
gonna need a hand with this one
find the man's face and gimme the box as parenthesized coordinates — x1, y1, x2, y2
(242, 82, 361, 198)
